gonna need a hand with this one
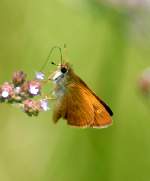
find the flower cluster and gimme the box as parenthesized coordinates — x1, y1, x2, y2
(0, 71, 50, 116)
(23, 99, 49, 116)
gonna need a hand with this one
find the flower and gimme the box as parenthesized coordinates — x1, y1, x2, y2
(2, 91, 9, 98)
(40, 99, 50, 111)
(28, 80, 41, 96)
(19, 82, 29, 98)
(23, 99, 41, 116)
(23, 99, 50, 116)
(0, 69, 51, 116)
(0, 82, 14, 99)
(21, 80, 41, 97)
(35, 72, 45, 80)
(14, 86, 21, 94)
(12, 71, 26, 86)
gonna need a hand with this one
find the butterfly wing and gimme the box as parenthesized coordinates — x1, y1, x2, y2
(64, 83, 94, 127)
(52, 83, 93, 127)
(54, 80, 113, 128)
(65, 82, 112, 128)
(52, 67, 113, 128)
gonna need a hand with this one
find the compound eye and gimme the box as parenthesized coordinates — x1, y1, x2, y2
(61, 67, 67, 74)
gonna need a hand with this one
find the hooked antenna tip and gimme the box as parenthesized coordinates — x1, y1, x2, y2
(51, 61, 58, 66)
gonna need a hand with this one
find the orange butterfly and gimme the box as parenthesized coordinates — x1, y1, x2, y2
(49, 62, 113, 128)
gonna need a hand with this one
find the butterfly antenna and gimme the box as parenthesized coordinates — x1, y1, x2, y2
(51, 61, 58, 66)
(40, 46, 63, 72)
(63, 43, 67, 57)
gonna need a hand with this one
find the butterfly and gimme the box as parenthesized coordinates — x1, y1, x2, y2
(49, 62, 113, 128)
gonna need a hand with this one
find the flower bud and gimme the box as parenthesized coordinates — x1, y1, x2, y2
(12, 71, 26, 86)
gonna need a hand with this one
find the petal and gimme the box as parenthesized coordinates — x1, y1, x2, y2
(2, 91, 9, 98)
(35, 72, 45, 80)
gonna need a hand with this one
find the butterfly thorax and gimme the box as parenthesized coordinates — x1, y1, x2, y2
(53, 84, 66, 99)
(51, 65, 75, 99)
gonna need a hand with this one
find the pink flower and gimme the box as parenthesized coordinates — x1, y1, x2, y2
(28, 80, 41, 96)
(0, 82, 14, 99)
(23, 99, 41, 116)
(21, 80, 41, 96)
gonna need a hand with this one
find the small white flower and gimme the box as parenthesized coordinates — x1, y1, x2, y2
(15, 86, 21, 94)
(35, 72, 45, 80)
(29, 85, 39, 95)
(40, 100, 50, 111)
(2, 90, 9, 98)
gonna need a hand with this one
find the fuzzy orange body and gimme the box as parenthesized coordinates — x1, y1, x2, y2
(50, 63, 113, 128)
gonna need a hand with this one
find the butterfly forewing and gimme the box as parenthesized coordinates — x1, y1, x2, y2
(66, 82, 112, 128)
(53, 81, 112, 128)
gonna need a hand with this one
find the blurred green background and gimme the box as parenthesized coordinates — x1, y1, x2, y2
(0, 0, 150, 181)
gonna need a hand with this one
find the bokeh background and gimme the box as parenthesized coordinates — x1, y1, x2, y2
(0, 0, 150, 181)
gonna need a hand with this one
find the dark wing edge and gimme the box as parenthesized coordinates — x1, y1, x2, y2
(76, 75, 113, 116)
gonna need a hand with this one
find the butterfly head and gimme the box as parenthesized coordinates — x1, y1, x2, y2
(49, 63, 71, 84)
